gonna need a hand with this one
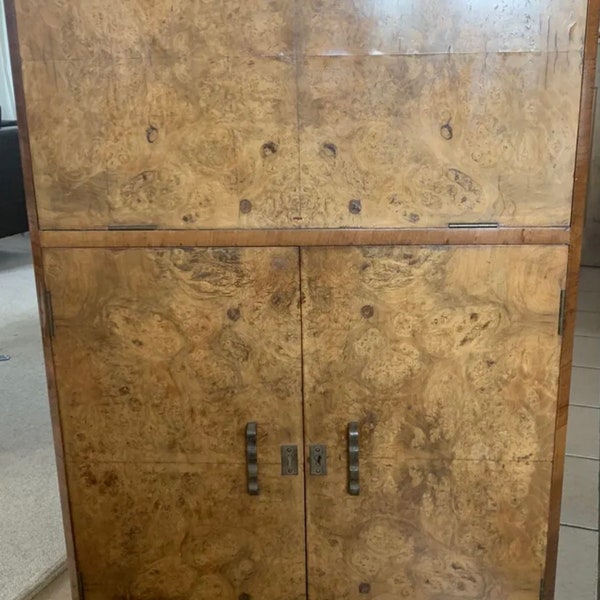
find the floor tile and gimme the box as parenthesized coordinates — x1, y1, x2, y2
(578, 291, 600, 313)
(560, 456, 599, 530)
(575, 311, 600, 337)
(566, 406, 600, 459)
(555, 526, 599, 600)
(573, 336, 600, 368)
(570, 367, 600, 408)
(579, 267, 600, 293)
(31, 570, 71, 600)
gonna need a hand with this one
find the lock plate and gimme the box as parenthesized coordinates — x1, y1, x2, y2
(281, 445, 298, 476)
(309, 444, 327, 476)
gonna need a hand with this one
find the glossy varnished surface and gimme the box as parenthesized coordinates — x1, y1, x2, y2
(45, 247, 302, 463)
(308, 459, 551, 600)
(13, 0, 587, 61)
(37, 227, 571, 249)
(544, 2, 600, 597)
(298, 52, 581, 228)
(44, 247, 306, 598)
(67, 462, 306, 600)
(301, 246, 566, 598)
(23, 57, 300, 230)
(13, 0, 586, 229)
(302, 246, 567, 461)
(298, 0, 587, 55)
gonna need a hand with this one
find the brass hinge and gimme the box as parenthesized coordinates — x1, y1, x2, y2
(77, 571, 85, 600)
(558, 289, 567, 336)
(43, 290, 55, 339)
(539, 577, 545, 600)
(447, 222, 499, 229)
(107, 224, 158, 230)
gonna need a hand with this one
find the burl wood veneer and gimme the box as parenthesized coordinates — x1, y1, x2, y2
(302, 246, 565, 599)
(45, 247, 305, 598)
(6, 0, 597, 599)
(13, 0, 587, 229)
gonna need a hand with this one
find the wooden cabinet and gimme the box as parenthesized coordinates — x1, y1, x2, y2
(6, 0, 597, 598)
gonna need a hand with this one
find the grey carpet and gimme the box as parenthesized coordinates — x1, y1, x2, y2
(0, 234, 66, 600)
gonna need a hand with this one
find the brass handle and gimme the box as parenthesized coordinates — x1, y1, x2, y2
(348, 422, 360, 495)
(246, 422, 259, 495)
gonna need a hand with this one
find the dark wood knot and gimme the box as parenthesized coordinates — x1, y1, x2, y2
(349, 199, 362, 214)
(361, 305, 374, 319)
(261, 141, 278, 156)
(321, 142, 337, 157)
(271, 292, 282, 306)
(227, 307, 241, 321)
(146, 125, 159, 143)
(240, 199, 252, 214)
(440, 122, 453, 140)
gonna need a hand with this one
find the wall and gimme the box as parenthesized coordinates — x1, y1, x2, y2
(0, 0, 16, 120)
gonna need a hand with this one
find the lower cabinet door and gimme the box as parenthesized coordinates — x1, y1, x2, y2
(45, 247, 306, 600)
(301, 246, 567, 600)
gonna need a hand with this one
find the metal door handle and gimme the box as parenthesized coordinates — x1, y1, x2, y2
(246, 422, 259, 495)
(348, 422, 360, 495)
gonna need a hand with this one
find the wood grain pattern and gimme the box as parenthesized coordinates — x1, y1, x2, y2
(37, 228, 571, 249)
(299, 0, 587, 56)
(298, 52, 582, 228)
(302, 246, 567, 462)
(306, 459, 551, 600)
(14, 0, 586, 61)
(301, 246, 566, 599)
(544, 1, 600, 597)
(45, 247, 302, 466)
(3, 0, 81, 595)
(67, 462, 305, 600)
(23, 56, 300, 230)
(14, 0, 294, 62)
(12, 0, 586, 230)
(45, 247, 305, 598)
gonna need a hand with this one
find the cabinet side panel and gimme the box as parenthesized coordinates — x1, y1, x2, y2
(544, 0, 600, 596)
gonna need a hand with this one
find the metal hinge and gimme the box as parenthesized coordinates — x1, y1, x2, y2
(447, 222, 499, 229)
(539, 577, 545, 600)
(107, 224, 158, 230)
(558, 289, 567, 336)
(77, 571, 85, 600)
(44, 290, 55, 338)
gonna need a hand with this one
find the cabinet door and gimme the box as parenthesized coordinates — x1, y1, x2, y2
(301, 246, 567, 599)
(45, 247, 305, 600)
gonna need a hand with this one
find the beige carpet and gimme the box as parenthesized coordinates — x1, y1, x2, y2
(0, 234, 66, 600)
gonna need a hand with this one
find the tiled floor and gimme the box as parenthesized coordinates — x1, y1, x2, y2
(28, 269, 600, 600)
(556, 266, 600, 600)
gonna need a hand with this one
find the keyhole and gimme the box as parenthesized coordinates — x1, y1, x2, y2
(315, 447, 322, 474)
(286, 447, 294, 474)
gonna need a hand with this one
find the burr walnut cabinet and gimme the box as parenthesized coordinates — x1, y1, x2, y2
(5, 0, 599, 599)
